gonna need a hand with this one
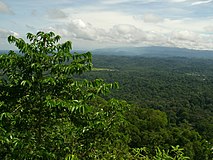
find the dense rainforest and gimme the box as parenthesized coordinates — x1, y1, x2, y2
(0, 32, 212, 159)
(80, 55, 213, 159)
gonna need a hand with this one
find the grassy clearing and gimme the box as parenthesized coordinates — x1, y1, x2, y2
(92, 67, 118, 71)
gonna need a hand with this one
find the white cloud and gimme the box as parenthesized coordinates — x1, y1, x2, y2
(170, 0, 187, 2)
(167, 30, 213, 49)
(169, 0, 213, 5)
(101, 0, 131, 4)
(170, 30, 200, 42)
(191, 0, 213, 5)
(44, 19, 105, 41)
(0, 28, 19, 45)
(66, 19, 102, 40)
(0, 28, 18, 38)
(108, 24, 146, 43)
(204, 25, 213, 33)
(63, 8, 138, 30)
(0, 1, 13, 14)
(142, 13, 164, 23)
(43, 17, 213, 50)
(44, 19, 146, 45)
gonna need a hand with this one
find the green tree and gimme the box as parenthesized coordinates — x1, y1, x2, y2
(0, 31, 129, 159)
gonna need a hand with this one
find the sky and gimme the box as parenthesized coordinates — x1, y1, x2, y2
(0, 0, 213, 50)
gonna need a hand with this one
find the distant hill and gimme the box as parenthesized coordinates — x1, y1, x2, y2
(2, 46, 213, 59)
(0, 50, 10, 54)
(93, 46, 213, 58)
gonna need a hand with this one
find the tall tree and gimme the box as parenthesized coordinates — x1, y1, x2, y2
(0, 31, 128, 159)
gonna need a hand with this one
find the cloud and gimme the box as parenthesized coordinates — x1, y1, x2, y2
(142, 13, 164, 23)
(0, 28, 18, 38)
(0, 28, 19, 43)
(0, 1, 13, 14)
(43, 18, 213, 50)
(169, 0, 187, 2)
(46, 9, 68, 19)
(169, 0, 213, 5)
(108, 24, 146, 43)
(170, 30, 200, 42)
(44, 19, 147, 45)
(44, 19, 104, 41)
(101, 0, 132, 4)
(67, 19, 103, 40)
(167, 30, 213, 50)
(191, 0, 213, 5)
(204, 25, 213, 33)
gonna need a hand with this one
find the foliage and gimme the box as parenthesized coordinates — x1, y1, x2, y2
(0, 32, 128, 159)
(81, 55, 213, 159)
(130, 145, 189, 160)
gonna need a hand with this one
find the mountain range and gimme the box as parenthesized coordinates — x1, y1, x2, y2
(92, 46, 213, 58)
(1, 46, 213, 59)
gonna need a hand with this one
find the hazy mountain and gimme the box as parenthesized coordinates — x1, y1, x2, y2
(1, 46, 213, 59)
(93, 46, 213, 58)
(0, 50, 10, 54)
